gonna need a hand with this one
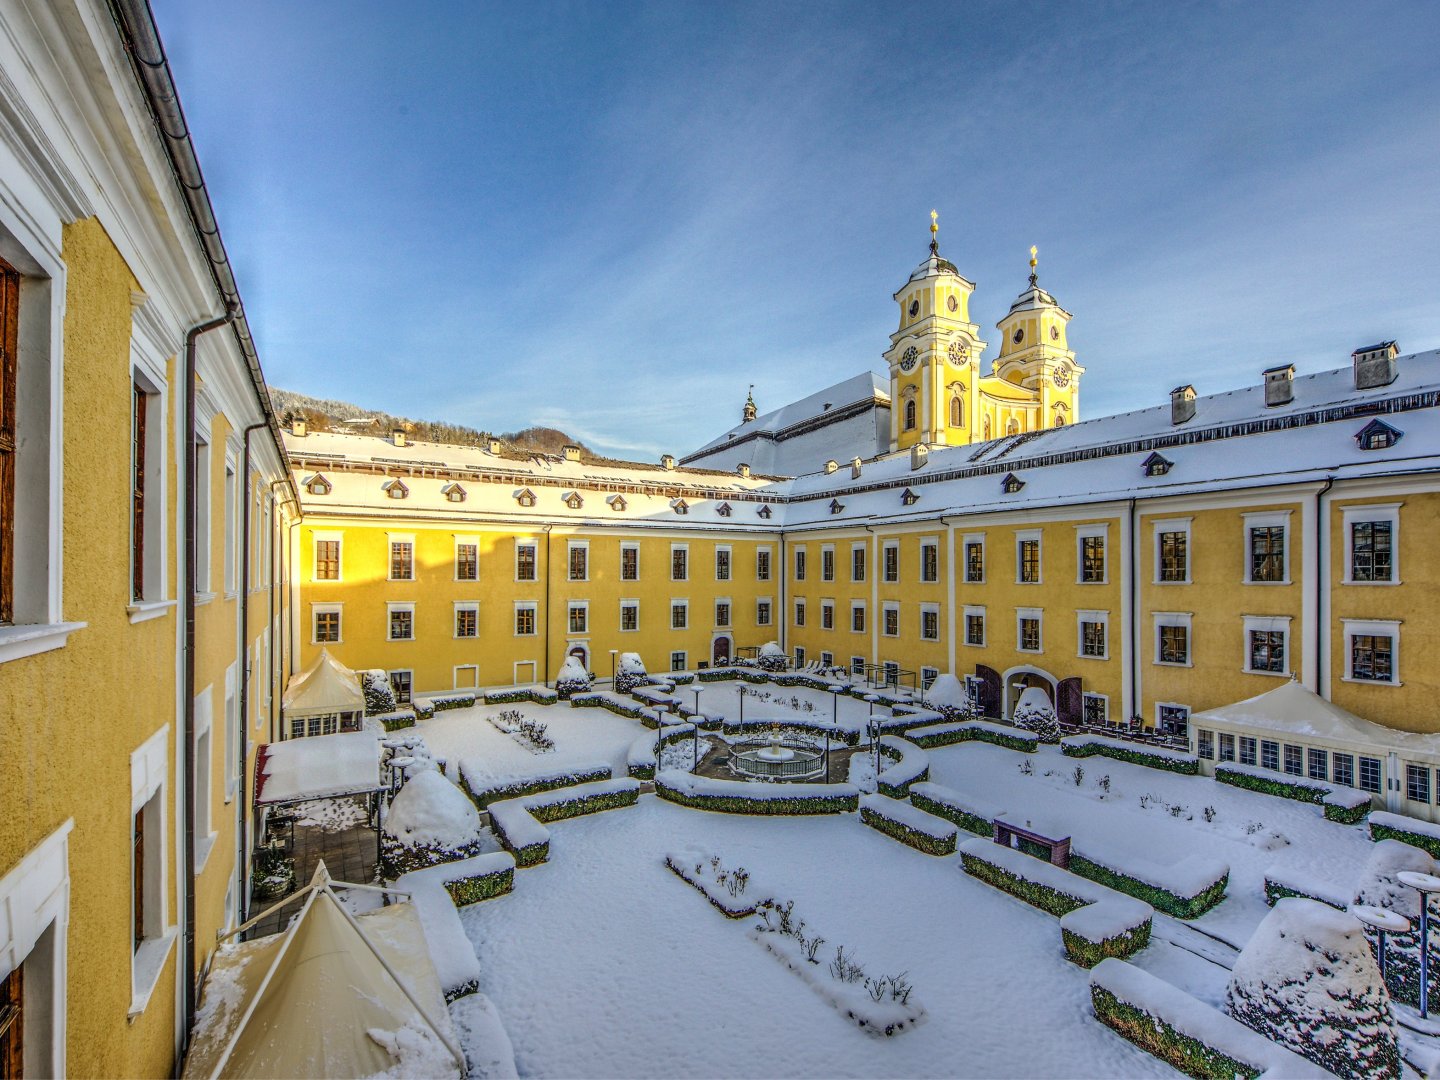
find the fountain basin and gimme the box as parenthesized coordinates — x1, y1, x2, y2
(730, 739, 825, 781)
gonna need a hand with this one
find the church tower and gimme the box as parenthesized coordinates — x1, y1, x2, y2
(993, 247, 1083, 430)
(884, 212, 987, 452)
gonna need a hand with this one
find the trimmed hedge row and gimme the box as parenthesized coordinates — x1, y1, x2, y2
(483, 686, 558, 706)
(655, 775, 858, 816)
(860, 801, 957, 856)
(528, 785, 640, 823)
(570, 692, 648, 720)
(722, 717, 860, 747)
(1061, 737, 1198, 775)
(908, 720, 1038, 753)
(876, 737, 930, 798)
(1069, 853, 1228, 920)
(1060, 913, 1153, 969)
(1091, 984, 1259, 1080)
(443, 861, 515, 906)
(463, 764, 612, 808)
(910, 788, 993, 838)
(1369, 815, 1440, 858)
(961, 847, 1094, 918)
(1216, 766, 1327, 803)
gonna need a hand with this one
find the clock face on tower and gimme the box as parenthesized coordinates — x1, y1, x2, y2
(908, 299, 920, 318)
(899, 346, 919, 372)
(1052, 364, 1071, 388)
(947, 341, 968, 365)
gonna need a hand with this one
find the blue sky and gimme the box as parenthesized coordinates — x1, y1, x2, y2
(155, 1, 1440, 461)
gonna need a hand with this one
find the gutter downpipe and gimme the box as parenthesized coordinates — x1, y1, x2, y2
(235, 422, 267, 924)
(1127, 498, 1139, 728)
(1314, 476, 1335, 695)
(182, 309, 235, 1051)
(544, 525, 554, 686)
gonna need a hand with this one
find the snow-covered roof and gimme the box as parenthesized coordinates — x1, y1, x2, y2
(281, 648, 365, 718)
(254, 730, 383, 805)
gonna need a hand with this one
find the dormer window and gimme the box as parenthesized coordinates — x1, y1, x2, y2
(829, 499, 844, 515)
(716, 502, 732, 517)
(515, 488, 537, 508)
(563, 491, 584, 510)
(442, 483, 466, 503)
(1001, 473, 1025, 494)
(1142, 452, 1173, 477)
(382, 479, 409, 500)
(608, 494, 627, 512)
(757, 505, 773, 519)
(901, 488, 920, 506)
(303, 474, 331, 497)
(671, 499, 689, 515)
(1356, 419, 1402, 451)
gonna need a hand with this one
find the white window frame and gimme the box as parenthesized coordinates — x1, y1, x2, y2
(1016, 606, 1043, 653)
(1341, 618, 1401, 686)
(567, 539, 590, 582)
(620, 541, 640, 582)
(793, 544, 807, 581)
(756, 545, 773, 582)
(312, 530, 344, 584)
(224, 663, 238, 802)
(387, 601, 416, 641)
(882, 540, 900, 583)
(850, 541, 867, 583)
(820, 599, 835, 631)
(671, 598, 689, 630)
(1152, 517, 1192, 585)
(567, 600, 589, 635)
(714, 596, 732, 628)
(194, 687, 216, 869)
(756, 596, 773, 626)
(1076, 609, 1109, 660)
(963, 604, 986, 647)
(1242, 510, 1292, 585)
(962, 533, 986, 584)
(514, 600, 538, 637)
(1341, 503, 1401, 585)
(793, 598, 806, 626)
(454, 600, 480, 639)
(619, 598, 639, 632)
(311, 602, 343, 644)
(387, 532, 416, 582)
(454, 664, 479, 689)
(454, 534, 480, 582)
(1153, 611, 1193, 667)
(128, 333, 169, 616)
(919, 536, 940, 583)
(130, 724, 175, 1015)
(919, 602, 941, 642)
(515, 539, 539, 582)
(670, 651, 688, 673)
(820, 543, 836, 582)
(1015, 529, 1043, 584)
(715, 544, 732, 582)
(194, 437, 212, 597)
(1242, 614, 1291, 676)
(1082, 692, 1109, 726)
(881, 600, 900, 638)
(671, 542, 689, 582)
(850, 599, 866, 634)
(1075, 523, 1109, 585)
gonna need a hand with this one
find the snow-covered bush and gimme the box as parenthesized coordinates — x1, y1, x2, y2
(757, 641, 788, 673)
(1227, 898, 1399, 1080)
(923, 674, 978, 722)
(382, 768, 484, 877)
(554, 654, 593, 700)
(614, 652, 649, 693)
(1352, 839, 1436, 1007)
(1011, 687, 1060, 743)
(362, 669, 397, 715)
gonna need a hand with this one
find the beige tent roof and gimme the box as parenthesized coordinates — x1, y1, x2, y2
(183, 864, 464, 1079)
(283, 648, 366, 718)
(1192, 678, 1440, 757)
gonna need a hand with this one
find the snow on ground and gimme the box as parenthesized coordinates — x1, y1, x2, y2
(460, 798, 1170, 1079)
(418, 701, 642, 782)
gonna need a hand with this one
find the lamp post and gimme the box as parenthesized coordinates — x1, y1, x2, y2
(609, 649, 618, 688)
(1352, 904, 1410, 984)
(654, 706, 666, 776)
(865, 695, 880, 776)
(691, 688, 703, 769)
(1399, 871, 1440, 1017)
(827, 689, 839, 784)
(738, 684, 746, 727)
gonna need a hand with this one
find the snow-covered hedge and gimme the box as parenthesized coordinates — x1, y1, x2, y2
(483, 684, 558, 706)
(416, 691, 476, 713)
(1061, 735, 1199, 775)
(362, 669, 397, 715)
(908, 719, 1038, 753)
(769, 672, 836, 692)
(632, 685, 681, 711)
(655, 770, 859, 816)
(908, 782, 1001, 837)
(1369, 811, 1440, 858)
(1012, 687, 1061, 743)
(756, 641, 788, 673)
(460, 761, 611, 808)
(1262, 867, 1350, 910)
(958, 838, 1153, 965)
(665, 849, 770, 918)
(554, 655, 593, 700)
(875, 736, 930, 798)
(1089, 959, 1330, 1080)
(625, 723, 698, 780)
(487, 799, 551, 867)
(487, 779, 640, 867)
(397, 850, 517, 910)
(382, 769, 485, 877)
(370, 707, 418, 732)
(722, 716, 860, 747)
(614, 652, 649, 693)
(1217, 762, 1372, 823)
(1069, 848, 1229, 920)
(860, 794, 958, 856)
(570, 690, 648, 720)
(1352, 839, 1437, 1008)
(392, 856, 519, 1000)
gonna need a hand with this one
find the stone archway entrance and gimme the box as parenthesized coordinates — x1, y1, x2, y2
(568, 644, 589, 670)
(1002, 666, 1056, 720)
(712, 635, 732, 666)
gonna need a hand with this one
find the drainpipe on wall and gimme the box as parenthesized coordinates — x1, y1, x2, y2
(1127, 498, 1140, 727)
(543, 525, 554, 685)
(778, 533, 786, 657)
(863, 523, 878, 671)
(1314, 476, 1335, 696)
(182, 308, 235, 1051)
(234, 422, 266, 924)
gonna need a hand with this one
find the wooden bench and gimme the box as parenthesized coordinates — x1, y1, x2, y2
(992, 815, 1072, 869)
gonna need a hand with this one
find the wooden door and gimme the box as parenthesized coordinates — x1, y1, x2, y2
(0, 963, 22, 1079)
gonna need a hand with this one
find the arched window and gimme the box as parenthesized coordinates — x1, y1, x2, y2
(1054, 415, 1066, 427)
(1006, 418, 1019, 436)
(983, 416, 992, 440)
(949, 396, 963, 427)
(904, 399, 916, 430)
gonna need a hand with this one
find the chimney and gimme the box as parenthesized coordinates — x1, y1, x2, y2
(290, 419, 307, 438)
(737, 463, 751, 479)
(850, 457, 863, 479)
(911, 444, 928, 470)
(1263, 364, 1294, 407)
(823, 459, 838, 474)
(562, 444, 581, 462)
(1170, 385, 1196, 425)
(661, 454, 676, 471)
(392, 429, 407, 447)
(487, 437, 502, 454)
(1353, 341, 1399, 390)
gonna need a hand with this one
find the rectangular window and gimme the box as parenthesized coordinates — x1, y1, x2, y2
(1219, 733, 1236, 763)
(794, 548, 806, 581)
(1249, 525, 1286, 582)
(821, 546, 835, 582)
(516, 542, 537, 581)
(1083, 694, 1107, 726)
(388, 605, 414, 640)
(920, 607, 940, 641)
(715, 601, 731, 627)
(455, 605, 478, 638)
(671, 546, 688, 581)
(621, 543, 639, 581)
(224, 462, 237, 593)
(1351, 521, 1394, 583)
(1407, 763, 1431, 803)
(851, 544, 866, 583)
(456, 542, 478, 581)
(1080, 619, 1107, 658)
(671, 601, 688, 630)
(965, 540, 984, 583)
(1198, 729, 1213, 759)
(715, 547, 731, 581)
(515, 605, 537, 636)
(756, 549, 771, 581)
(794, 647, 806, 667)
(670, 651, 687, 673)
(966, 612, 985, 646)
(568, 543, 588, 581)
(195, 440, 211, 594)
(1080, 534, 1106, 583)
(1239, 736, 1257, 766)
(921, 666, 938, 690)
(1249, 629, 1286, 673)
(851, 603, 866, 633)
(1158, 704, 1190, 737)
(390, 541, 413, 581)
(1359, 756, 1382, 794)
(883, 604, 899, 637)
(0, 259, 16, 622)
(314, 607, 341, 643)
(1158, 530, 1188, 583)
(389, 670, 412, 705)
(1351, 634, 1394, 682)
(1333, 753, 1354, 787)
(883, 543, 899, 583)
(821, 602, 835, 630)
(568, 603, 587, 634)
(794, 599, 806, 626)
(756, 599, 771, 626)
(1283, 744, 1303, 776)
(921, 542, 939, 583)
(620, 601, 638, 631)
(1017, 537, 1040, 583)
(1307, 747, 1327, 781)
(131, 384, 148, 601)
(1019, 616, 1041, 652)
(1261, 740, 1280, 771)
(1156, 616, 1190, 665)
(315, 539, 340, 581)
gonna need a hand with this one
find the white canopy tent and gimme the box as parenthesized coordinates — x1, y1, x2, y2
(183, 863, 465, 1079)
(282, 648, 366, 739)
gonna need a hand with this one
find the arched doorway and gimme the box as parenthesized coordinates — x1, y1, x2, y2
(568, 644, 589, 671)
(1001, 665, 1056, 720)
(712, 635, 732, 666)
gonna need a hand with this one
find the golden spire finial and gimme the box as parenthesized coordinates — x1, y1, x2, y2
(929, 210, 939, 255)
(1028, 245, 1039, 287)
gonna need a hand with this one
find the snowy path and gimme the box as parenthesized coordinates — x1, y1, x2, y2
(460, 798, 1173, 1078)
